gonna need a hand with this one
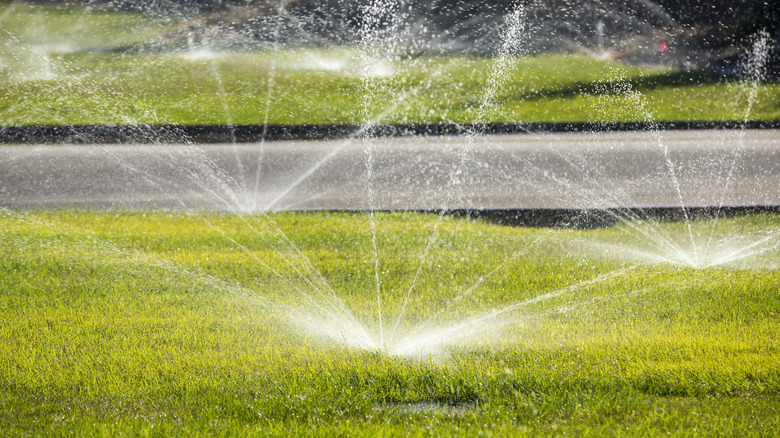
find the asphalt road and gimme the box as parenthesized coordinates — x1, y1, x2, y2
(1, 130, 779, 212)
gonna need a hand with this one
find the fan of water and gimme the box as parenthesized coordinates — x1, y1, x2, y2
(1, 1, 778, 357)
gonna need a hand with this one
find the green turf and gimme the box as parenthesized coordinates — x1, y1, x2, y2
(1, 3, 779, 126)
(1, 209, 779, 436)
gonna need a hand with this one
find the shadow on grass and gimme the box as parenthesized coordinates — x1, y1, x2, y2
(510, 69, 773, 102)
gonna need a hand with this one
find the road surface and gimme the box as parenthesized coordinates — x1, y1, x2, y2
(2, 130, 778, 212)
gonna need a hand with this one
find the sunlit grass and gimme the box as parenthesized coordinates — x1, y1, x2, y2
(1, 210, 779, 435)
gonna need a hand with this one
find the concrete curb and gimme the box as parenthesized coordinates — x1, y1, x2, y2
(2, 121, 779, 144)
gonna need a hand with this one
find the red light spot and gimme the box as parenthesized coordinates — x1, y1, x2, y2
(659, 41, 668, 52)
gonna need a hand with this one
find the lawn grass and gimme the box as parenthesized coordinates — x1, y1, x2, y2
(1, 3, 779, 126)
(1, 209, 779, 436)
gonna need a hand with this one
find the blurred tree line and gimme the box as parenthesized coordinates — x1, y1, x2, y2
(13, 0, 780, 50)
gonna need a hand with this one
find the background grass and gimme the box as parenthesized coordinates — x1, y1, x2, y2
(1, 3, 779, 126)
(1, 210, 779, 436)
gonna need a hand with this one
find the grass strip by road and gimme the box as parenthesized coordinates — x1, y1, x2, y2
(1, 210, 779, 435)
(1, 4, 779, 126)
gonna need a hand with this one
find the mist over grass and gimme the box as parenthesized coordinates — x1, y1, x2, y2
(1, 210, 779, 435)
(1, 4, 779, 126)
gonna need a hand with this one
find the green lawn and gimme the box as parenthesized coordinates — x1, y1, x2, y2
(2, 3, 780, 435)
(1, 3, 779, 126)
(1, 210, 779, 436)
